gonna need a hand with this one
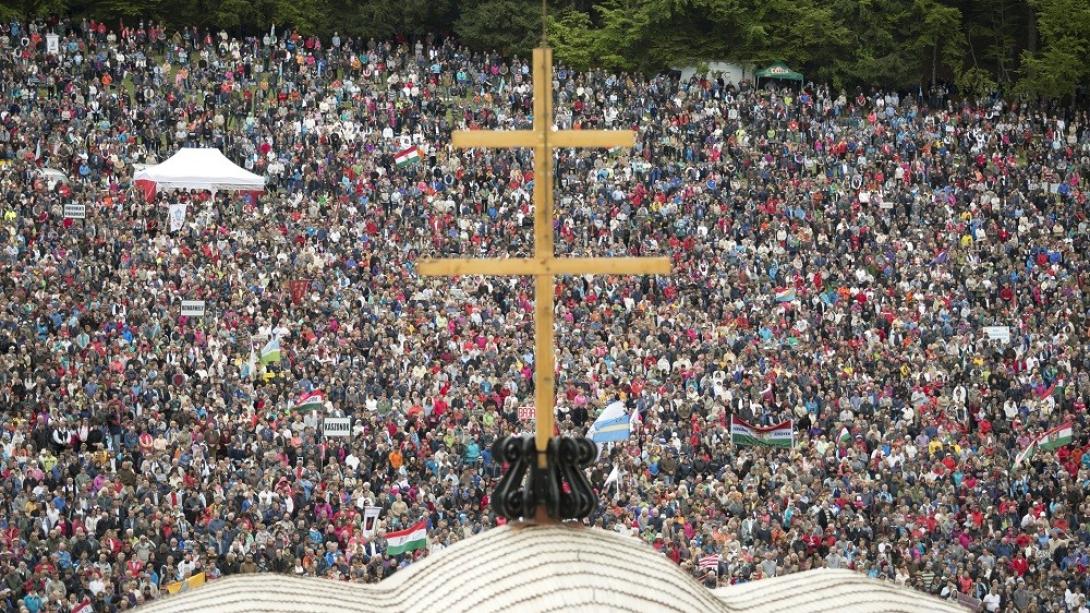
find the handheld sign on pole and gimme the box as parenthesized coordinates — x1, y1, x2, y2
(64, 204, 86, 219)
(323, 417, 351, 437)
(180, 300, 206, 317)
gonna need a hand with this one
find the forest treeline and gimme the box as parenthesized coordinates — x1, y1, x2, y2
(4, 0, 1089, 99)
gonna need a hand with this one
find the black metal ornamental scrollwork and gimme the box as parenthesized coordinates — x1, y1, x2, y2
(491, 435, 597, 520)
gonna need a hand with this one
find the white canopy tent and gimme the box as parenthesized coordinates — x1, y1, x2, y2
(133, 148, 265, 198)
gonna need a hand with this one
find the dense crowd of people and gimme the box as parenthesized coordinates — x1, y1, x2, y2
(1, 15, 1089, 613)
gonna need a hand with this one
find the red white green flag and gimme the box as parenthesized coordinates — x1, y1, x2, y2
(731, 416, 794, 448)
(1038, 422, 1074, 450)
(1014, 422, 1074, 467)
(293, 390, 325, 412)
(385, 520, 427, 555)
(394, 146, 424, 168)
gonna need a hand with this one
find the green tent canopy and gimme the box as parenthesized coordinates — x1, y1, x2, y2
(755, 62, 804, 82)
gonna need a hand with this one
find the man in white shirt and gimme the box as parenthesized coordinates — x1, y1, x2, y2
(177, 551, 198, 580)
(1066, 588, 1085, 612)
(982, 582, 1001, 612)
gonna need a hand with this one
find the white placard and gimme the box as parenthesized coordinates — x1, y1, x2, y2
(517, 406, 534, 421)
(46, 34, 59, 55)
(180, 300, 206, 317)
(169, 203, 188, 232)
(323, 417, 351, 437)
(983, 326, 1010, 343)
(63, 204, 86, 219)
(362, 506, 382, 536)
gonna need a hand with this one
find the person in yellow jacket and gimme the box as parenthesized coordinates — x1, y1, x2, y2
(40, 449, 58, 472)
(928, 438, 945, 457)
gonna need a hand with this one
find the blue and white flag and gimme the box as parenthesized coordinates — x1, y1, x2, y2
(775, 288, 797, 302)
(260, 337, 281, 365)
(587, 401, 632, 443)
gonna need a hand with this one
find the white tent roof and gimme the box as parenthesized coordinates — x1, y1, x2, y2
(133, 148, 265, 193)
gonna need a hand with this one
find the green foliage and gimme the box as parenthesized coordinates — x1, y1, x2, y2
(11, 0, 1090, 99)
(454, 0, 543, 57)
(316, 0, 457, 40)
(959, 0, 1022, 84)
(956, 66, 999, 98)
(1018, 38, 1087, 98)
(549, 9, 597, 70)
(396, 0, 459, 38)
(1, 0, 68, 21)
(585, 0, 655, 71)
(1017, 0, 1090, 98)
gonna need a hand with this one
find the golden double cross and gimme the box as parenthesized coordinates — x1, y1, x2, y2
(418, 48, 671, 470)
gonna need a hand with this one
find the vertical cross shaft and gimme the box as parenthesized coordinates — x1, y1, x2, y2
(531, 48, 556, 467)
(417, 47, 671, 484)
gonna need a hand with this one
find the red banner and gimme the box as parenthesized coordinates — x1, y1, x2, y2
(289, 279, 309, 304)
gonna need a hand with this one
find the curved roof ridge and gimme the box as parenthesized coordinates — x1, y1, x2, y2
(135, 524, 965, 613)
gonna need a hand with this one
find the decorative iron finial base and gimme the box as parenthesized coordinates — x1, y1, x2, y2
(491, 436, 597, 521)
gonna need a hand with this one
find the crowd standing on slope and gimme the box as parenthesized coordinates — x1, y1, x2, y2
(1, 17, 1090, 613)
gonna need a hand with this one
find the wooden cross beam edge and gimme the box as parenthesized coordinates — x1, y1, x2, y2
(451, 130, 637, 149)
(417, 257, 672, 277)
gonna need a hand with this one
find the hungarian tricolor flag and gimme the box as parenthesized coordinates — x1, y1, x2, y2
(385, 520, 427, 555)
(1039, 422, 1074, 450)
(1014, 422, 1074, 467)
(730, 416, 794, 448)
(394, 146, 424, 168)
(293, 390, 325, 412)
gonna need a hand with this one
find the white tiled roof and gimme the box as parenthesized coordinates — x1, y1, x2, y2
(135, 524, 966, 613)
(714, 568, 968, 613)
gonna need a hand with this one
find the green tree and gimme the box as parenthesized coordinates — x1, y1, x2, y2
(813, 0, 964, 90)
(6, 0, 1090, 97)
(735, 0, 848, 81)
(555, 0, 758, 73)
(1018, 0, 1090, 98)
(396, 0, 459, 38)
(455, 0, 543, 56)
(549, 9, 598, 70)
(584, 0, 655, 71)
(958, 0, 1025, 85)
(318, 0, 454, 40)
(0, 0, 68, 22)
